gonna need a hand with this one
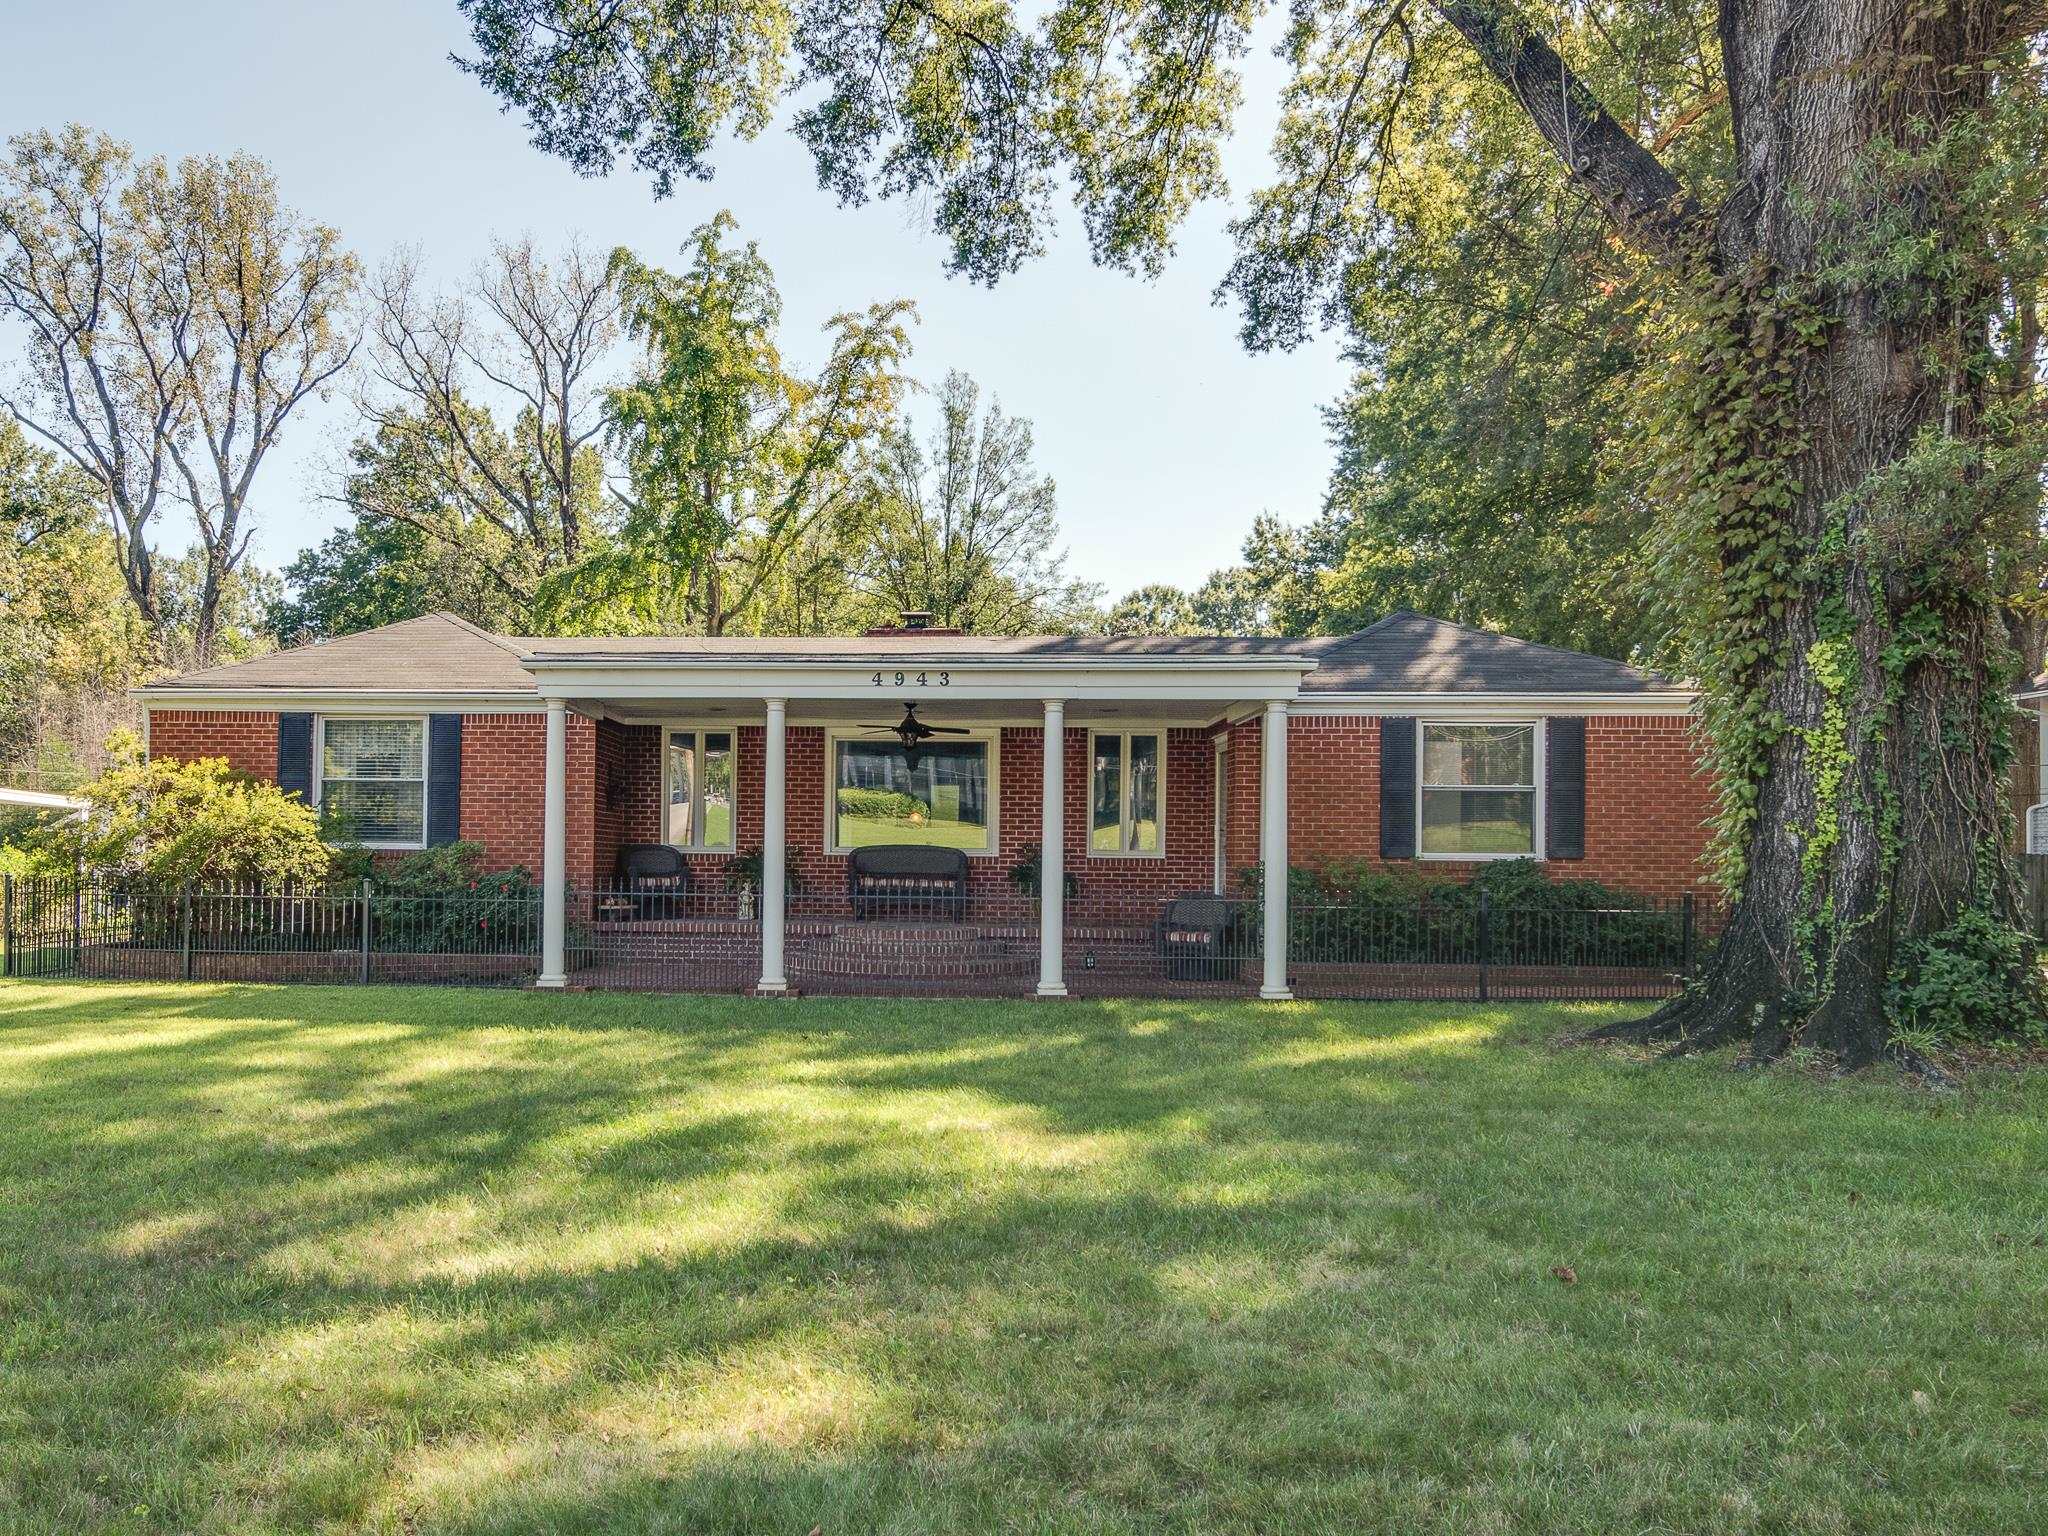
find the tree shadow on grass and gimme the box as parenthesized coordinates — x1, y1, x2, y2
(1, 983, 2044, 1533)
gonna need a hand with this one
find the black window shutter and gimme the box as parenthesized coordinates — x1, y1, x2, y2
(1545, 717, 1587, 860)
(277, 713, 313, 802)
(427, 714, 463, 846)
(1380, 717, 1417, 859)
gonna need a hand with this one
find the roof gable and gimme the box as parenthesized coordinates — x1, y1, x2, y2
(1295, 612, 1670, 695)
(147, 613, 536, 694)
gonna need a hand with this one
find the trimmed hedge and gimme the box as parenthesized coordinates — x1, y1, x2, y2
(1249, 858, 1688, 968)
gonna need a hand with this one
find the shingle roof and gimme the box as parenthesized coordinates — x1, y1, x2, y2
(143, 609, 1680, 697)
(1289, 611, 1671, 694)
(145, 613, 536, 693)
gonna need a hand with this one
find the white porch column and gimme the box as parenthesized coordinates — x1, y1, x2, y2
(758, 696, 789, 993)
(1260, 699, 1292, 1000)
(1037, 698, 1068, 997)
(538, 697, 568, 988)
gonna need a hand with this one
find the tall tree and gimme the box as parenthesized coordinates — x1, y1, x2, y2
(456, 0, 2048, 1063)
(0, 125, 359, 664)
(0, 419, 150, 781)
(544, 213, 913, 635)
(354, 238, 622, 607)
(864, 371, 1097, 633)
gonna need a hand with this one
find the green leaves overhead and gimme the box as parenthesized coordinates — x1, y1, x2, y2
(458, 0, 1262, 283)
(454, 0, 791, 197)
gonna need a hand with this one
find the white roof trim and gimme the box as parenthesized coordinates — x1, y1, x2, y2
(523, 655, 1313, 704)
(519, 652, 1318, 673)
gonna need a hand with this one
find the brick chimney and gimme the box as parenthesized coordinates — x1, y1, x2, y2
(864, 609, 966, 638)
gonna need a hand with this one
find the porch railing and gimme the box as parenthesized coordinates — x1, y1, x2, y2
(4, 872, 1712, 1003)
(4, 870, 1709, 1002)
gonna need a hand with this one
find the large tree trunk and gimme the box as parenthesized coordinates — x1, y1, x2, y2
(1598, 0, 2023, 1065)
(1444, 0, 2031, 1065)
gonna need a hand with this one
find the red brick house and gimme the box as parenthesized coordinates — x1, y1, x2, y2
(138, 610, 1714, 997)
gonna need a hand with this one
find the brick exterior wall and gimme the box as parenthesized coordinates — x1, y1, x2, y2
(1218, 712, 1714, 899)
(147, 704, 1713, 901)
(457, 713, 597, 889)
(1575, 715, 1718, 896)
(146, 709, 279, 781)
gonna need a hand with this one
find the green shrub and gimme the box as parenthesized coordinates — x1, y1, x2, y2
(31, 731, 331, 887)
(364, 842, 537, 955)
(1007, 842, 1078, 899)
(1887, 903, 2048, 1047)
(1245, 857, 1686, 967)
(835, 786, 926, 821)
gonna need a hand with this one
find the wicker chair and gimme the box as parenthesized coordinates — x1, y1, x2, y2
(1156, 894, 1243, 982)
(616, 843, 692, 919)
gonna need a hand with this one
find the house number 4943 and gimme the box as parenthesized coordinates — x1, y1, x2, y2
(872, 671, 950, 687)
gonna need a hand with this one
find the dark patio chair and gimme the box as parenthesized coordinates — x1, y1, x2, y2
(616, 843, 692, 919)
(1157, 894, 1243, 982)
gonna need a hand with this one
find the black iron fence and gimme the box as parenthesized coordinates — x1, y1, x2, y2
(2, 871, 1709, 1002)
(1, 874, 542, 987)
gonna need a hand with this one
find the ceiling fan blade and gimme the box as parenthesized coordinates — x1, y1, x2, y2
(923, 724, 973, 734)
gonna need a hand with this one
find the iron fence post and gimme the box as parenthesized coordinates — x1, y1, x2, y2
(1476, 887, 1491, 1003)
(72, 857, 84, 972)
(179, 883, 195, 981)
(3, 871, 14, 979)
(359, 877, 373, 985)
(1680, 893, 1696, 976)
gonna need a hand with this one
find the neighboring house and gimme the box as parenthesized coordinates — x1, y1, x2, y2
(137, 609, 1714, 998)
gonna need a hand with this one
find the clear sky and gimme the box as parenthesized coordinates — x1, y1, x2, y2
(0, 0, 1351, 599)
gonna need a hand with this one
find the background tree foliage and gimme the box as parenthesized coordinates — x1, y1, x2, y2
(540, 213, 915, 635)
(862, 371, 1100, 634)
(1, 419, 272, 786)
(0, 125, 359, 665)
(344, 239, 623, 626)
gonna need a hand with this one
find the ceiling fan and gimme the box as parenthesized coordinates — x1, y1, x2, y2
(861, 702, 971, 760)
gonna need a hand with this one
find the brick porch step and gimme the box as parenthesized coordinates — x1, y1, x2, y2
(791, 925, 1037, 981)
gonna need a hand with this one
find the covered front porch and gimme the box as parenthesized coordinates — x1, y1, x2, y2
(525, 645, 1314, 999)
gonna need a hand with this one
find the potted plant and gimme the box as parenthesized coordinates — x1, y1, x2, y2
(1007, 841, 1078, 900)
(725, 843, 805, 919)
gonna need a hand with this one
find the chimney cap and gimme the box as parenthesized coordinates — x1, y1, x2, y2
(863, 608, 966, 638)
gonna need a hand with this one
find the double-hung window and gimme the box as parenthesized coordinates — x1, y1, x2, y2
(1090, 730, 1163, 856)
(1419, 722, 1539, 858)
(666, 728, 736, 851)
(319, 717, 427, 848)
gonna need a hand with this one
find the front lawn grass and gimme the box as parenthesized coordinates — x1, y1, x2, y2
(0, 981, 2042, 1535)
